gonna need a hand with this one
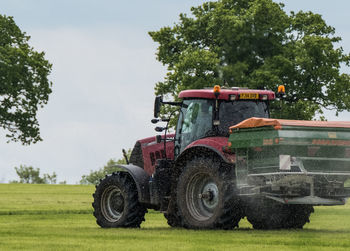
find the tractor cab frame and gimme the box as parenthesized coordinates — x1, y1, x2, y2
(154, 86, 276, 159)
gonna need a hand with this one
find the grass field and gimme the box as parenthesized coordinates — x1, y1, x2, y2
(0, 184, 349, 250)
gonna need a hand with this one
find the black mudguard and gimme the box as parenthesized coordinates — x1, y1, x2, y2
(113, 164, 150, 204)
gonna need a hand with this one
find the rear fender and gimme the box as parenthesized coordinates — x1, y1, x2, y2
(177, 137, 236, 165)
(114, 164, 150, 204)
(175, 146, 235, 178)
(176, 145, 227, 166)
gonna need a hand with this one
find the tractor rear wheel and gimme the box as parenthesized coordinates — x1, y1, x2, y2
(176, 157, 243, 229)
(245, 198, 289, 229)
(164, 174, 182, 227)
(163, 211, 182, 227)
(245, 198, 313, 229)
(283, 205, 314, 229)
(92, 172, 147, 228)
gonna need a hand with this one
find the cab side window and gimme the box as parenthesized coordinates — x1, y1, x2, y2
(176, 99, 213, 154)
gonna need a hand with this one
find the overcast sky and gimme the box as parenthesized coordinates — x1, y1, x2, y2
(1, 0, 350, 184)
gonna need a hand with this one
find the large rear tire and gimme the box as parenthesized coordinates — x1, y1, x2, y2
(163, 210, 182, 227)
(283, 205, 314, 229)
(245, 198, 313, 229)
(176, 157, 243, 229)
(92, 172, 147, 228)
(164, 172, 182, 228)
(245, 198, 289, 229)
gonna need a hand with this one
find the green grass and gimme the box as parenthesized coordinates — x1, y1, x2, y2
(0, 184, 349, 250)
(0, 183, 94, 215)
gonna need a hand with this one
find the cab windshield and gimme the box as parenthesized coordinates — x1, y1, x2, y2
(218, 101, 269, 136)
(174, 99, 269, 155)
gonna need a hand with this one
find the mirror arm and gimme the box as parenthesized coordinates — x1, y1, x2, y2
(161, 101, 182, 106)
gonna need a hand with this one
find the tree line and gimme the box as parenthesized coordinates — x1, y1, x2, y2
(9, 150, 129, 185)
(80, 149, 130, 185)
(10, 165, 60, 184)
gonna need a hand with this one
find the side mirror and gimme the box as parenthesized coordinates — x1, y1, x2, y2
(155, 126, 165, 132)
(154, 96, 163, 118)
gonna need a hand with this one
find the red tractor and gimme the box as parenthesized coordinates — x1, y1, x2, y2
(93, 86, 276, 229)
(92, 86, 350, 229)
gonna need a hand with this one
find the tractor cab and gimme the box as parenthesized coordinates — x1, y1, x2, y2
(154, 86, 276, 156)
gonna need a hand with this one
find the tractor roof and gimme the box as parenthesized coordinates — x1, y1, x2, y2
(178, 87, 275, 101)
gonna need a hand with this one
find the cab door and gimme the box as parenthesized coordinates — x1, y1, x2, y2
(174, 99, 213, 157)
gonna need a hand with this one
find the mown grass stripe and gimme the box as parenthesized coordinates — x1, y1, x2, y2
(0, 209, 92, 215)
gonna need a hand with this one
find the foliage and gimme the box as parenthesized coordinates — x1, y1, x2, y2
(80, 149, 131, 185)
(0, 14, 52, 144)
(13, 165, 57, 184)
(149, 0, 350, 120)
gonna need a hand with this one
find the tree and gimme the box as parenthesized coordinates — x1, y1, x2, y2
(80, 149, 131, 185)
(0, 15, 52, 144)
(43, 172, 57, 184)
(149, 0, 350, 120)
(13, 165, 57, 184)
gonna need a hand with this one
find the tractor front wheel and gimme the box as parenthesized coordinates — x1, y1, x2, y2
(176, 157, 242, 229)
(92, 172, 147, 228)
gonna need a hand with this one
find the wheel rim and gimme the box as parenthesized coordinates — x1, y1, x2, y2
(186, 173, 219, 221)
(101, 186, 124, 222)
